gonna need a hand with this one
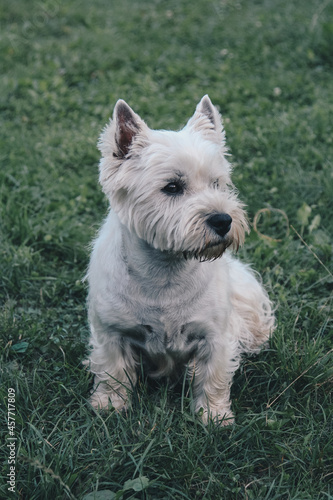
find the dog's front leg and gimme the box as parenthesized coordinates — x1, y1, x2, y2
(85, 328, 137, 412)
(190, 344, 235, 425)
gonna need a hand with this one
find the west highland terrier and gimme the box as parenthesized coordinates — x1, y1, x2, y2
(84, 95, 275, 424)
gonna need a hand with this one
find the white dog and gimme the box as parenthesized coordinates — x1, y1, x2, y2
(84, 95, 275, 424)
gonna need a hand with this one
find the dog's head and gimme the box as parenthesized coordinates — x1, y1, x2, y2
(98, 96, 248, 261)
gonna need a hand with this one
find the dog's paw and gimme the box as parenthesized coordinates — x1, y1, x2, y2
(199, 406, 235, 426)
(90, 390, 129, 413)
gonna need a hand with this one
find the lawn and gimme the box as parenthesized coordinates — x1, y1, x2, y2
(0, 0, 332, 498)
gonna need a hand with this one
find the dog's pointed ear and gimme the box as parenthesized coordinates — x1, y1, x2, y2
(113, 100, 142, 158)
(186, 95, 224, 138)
(196, 95, 220, 130)
(98, 100, 148, 160)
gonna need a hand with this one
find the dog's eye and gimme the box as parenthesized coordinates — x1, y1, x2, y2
(213, 179, 220, 189)
(162, 182, 184, 195)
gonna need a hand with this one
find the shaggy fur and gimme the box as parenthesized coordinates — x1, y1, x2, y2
(84, 95, 275, 424)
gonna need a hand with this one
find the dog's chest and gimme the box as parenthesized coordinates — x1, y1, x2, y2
(123, 310, 211, 375)
(112, 261, 220, 374)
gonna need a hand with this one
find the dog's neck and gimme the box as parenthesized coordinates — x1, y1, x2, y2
(120, 222, 209, 293)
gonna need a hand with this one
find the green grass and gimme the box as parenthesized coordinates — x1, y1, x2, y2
(1, 0, 332, 498)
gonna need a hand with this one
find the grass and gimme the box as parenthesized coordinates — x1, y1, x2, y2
(0, 0, 332, 498)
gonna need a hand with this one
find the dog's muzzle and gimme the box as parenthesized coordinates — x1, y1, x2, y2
(207, 213, 232, 238)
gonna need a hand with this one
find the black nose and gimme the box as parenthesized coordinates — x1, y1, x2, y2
(207, 213, 232, 237)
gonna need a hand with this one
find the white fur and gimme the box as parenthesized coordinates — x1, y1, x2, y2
(84, 95, 275, 424)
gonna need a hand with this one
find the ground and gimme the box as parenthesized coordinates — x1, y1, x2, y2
(0, 0, 332, 499)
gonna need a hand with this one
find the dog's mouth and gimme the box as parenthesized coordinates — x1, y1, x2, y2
(183, 236, 233, 262)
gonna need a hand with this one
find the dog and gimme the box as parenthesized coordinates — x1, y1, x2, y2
(84, 95, 275, 424)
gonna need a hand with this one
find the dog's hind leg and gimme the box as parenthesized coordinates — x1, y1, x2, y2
(228, 257, 275, 353)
